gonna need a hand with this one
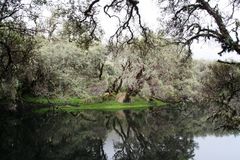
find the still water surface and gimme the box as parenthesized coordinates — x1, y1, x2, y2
(0, 106, 240, 160)
(103, 130, 240, 160)
(194, 135, 240, 160)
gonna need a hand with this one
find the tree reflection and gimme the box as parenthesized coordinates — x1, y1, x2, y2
(0, 106, 225, 160)
(105, 109, 196, 160)
(0, 112, 108, 160)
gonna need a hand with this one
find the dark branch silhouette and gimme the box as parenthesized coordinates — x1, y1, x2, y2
(80, 0, 148, 45)
(160, 0, 240, 57)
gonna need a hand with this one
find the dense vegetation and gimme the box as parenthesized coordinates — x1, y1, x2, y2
(0, 0, 240, 129)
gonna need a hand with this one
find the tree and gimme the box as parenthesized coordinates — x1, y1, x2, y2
(0, 0, 23, 23)
(73, 0, 239, 58)
(0, 1, 38, 108)
(0, 24, 36, 96)
(0, 0, 45, 109)
(202, 63, 240, 129)
(3, 0, 239, 57)
(28, 39, 109, 98)
(159, 0, 240, 57)
(53, 0, 148, 45)
(105, 33, 198, 102)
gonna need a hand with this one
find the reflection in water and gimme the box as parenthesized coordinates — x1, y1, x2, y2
(0, 105, 239, 160)
(104, 109, 196, 160)
(194, 135, 240, 160)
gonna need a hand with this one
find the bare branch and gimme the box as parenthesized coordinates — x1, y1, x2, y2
(80, 0, 149, 45)
(163, 0, 240, 56)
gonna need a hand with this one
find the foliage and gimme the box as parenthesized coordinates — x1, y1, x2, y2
(27, 39, 109, 98)
(159, 0, 240, 57)
(12, 31, 198, 105)
(0, 0, 239, 133)
(107, 34, 199, 102)
(202, 63, 240, 105)
(201, 63, 240, 129)
(0, 25, 36, 104)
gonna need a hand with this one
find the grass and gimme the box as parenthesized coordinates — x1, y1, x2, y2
(23, 96, 82, 106)
(23, 96, 166, 113)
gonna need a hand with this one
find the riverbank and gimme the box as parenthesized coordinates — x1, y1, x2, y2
(0, 95, 166, 113)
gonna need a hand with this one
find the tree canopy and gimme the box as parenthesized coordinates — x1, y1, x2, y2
(1, 0, 240, 130)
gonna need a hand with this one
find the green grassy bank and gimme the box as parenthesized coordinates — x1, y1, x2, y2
(23, 96, 166, 113)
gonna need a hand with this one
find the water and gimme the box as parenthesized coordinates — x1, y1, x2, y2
(0, 106, 239, 160)
(102, 131, 240, 160)
(194, 135, 240, 160)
